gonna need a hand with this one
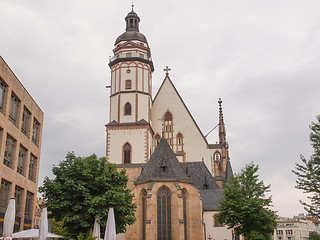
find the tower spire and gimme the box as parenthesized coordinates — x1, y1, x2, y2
(218, 98, 226, 147)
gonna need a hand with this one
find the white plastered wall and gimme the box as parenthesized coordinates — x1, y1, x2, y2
(152, 77, 215, 171)
(107, 128, 152, 164)
(203, 211, 233, 240)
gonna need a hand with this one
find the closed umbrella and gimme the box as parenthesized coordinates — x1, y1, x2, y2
(39, 208, 48, 240)
(92, 216, 100, 240)
(3, 198, 16, 237)
(12, 229, 64, 239)
(104, 208, 116, 240)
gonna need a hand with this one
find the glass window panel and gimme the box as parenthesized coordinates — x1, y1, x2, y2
(4, 134, 16, 168)
(32, 118, 40, 146)
(0, 79, 7, 113)
(24, 191, 34, 217)
(9, 92, 20, 125)
(15, 185, 23, 215)
(28, 154, 37, 182)
(17, 145, 27, 176)
(21, 106, 31, 136)
(0, 179, 11, 213)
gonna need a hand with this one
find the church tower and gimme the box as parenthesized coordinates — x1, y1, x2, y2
(106, 9, 154, 164)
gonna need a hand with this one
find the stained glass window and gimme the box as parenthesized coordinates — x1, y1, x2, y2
(142, 189, 147, 240)
(157, 186, 171, 240)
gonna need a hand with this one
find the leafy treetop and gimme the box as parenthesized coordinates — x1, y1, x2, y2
(293, 115, 320, 219)
(39, 152, 136, 236)
(217, 163, 277, 240)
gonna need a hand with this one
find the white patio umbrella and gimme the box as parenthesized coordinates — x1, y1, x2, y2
(3, 198, 16, 237)
(39, 208, 48, 240)
(92, 216, 100, 240)
(12, 229, 64, 239)
(104, 208, 116, 240)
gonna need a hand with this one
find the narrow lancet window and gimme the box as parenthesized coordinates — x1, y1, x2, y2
(123, 143, 131, 163)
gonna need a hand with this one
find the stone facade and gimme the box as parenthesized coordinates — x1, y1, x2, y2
(107, 9, 233, 240)
(0, 56, 43, 235)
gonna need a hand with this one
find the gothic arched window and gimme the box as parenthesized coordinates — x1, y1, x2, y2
(163, 111, 173, 149)
(142, 189, 147, 240)
(176, 132, 184, 152)
(124, 102, 131, 115)
(157, 186, 171, 240)
(182, 189, 187, 240)
(123, 143, 131, 163)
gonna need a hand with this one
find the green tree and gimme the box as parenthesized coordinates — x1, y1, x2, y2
(216, 163, 277, 240)
(39, 153, 136, 236)
(310, 232, 320, 240)
(293, 116, 320, 219)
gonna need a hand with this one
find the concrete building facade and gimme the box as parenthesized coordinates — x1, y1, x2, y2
(0, 56, 43, 235)
(273, 215, 319, 240)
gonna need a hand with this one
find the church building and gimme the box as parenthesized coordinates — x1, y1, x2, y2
(106, 9, 233, 240)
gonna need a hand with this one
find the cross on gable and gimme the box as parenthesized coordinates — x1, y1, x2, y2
(163, 66, 171, 76)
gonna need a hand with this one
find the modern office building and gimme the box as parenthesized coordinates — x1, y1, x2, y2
(0, 55, 43, 235)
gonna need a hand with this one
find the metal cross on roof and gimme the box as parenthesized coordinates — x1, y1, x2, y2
(163, 66, 171, 76)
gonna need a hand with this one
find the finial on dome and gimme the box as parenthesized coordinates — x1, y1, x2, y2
(131, 1, 134, 10)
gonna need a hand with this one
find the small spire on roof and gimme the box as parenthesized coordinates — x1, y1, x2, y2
(131, 1, 134, 10)
(218, 98, 227, 147)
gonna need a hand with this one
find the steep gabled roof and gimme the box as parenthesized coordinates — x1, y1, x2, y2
(135, 138, 192, 184)
(153, 76, 211, 148)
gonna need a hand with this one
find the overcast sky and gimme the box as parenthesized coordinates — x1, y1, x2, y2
(1, 0, 319, 218)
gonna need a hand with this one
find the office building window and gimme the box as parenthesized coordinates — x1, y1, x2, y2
(9, 92, 20, 126)
(0, 78, 7, 114)
(28, 154, 37, 182)
(24, 191, 34, 217)
(15, 185, 23, 215)
(21, 106, 31, 136)
(32, 118, 40, 146)
(17, 145, 27, 176)
(4, 134, 16, 168)
(0, 179, 11, 213)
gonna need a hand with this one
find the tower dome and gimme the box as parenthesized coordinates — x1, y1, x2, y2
(115, 10, 148, 45)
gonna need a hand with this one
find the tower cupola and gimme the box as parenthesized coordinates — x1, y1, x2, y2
(114, 10, 148, 45)
(125, 10, 140, 32)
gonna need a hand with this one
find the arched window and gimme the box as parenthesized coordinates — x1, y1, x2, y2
(163, 111, 173, 149)
(176, 132, 184, 152)
(153, 133, 161, 149)
(124, 103, 131, 115)
(142, 189, 147, 240)
(182, 189, 187, 240)
(123, 143, 131, 163)
(157, 186, 171, 240)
